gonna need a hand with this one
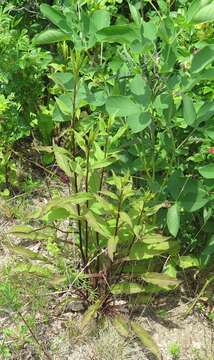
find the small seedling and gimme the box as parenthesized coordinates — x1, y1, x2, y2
(168, 342, 181, 359)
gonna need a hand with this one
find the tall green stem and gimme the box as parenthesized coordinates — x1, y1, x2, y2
(96, 128, 110, 273)
(85, 145, 90, 262)
(71, 53, 85, 265)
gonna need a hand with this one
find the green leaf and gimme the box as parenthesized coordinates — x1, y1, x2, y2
(197, 101, 214, 124)
(46, 207, 70, 221)
(127, 111, 151, 133)
(110, 283, 145, 295)
(43, 193, 94, 214)
(143, 234, 170, 244)
(50, 72, 73, 91)
(90, 9, 110, 33)
(53, 102, 70, 123)
(167, 204, 180, 237)
(96, 24, 139, 44)
(55, 94, 72, 115)
(130, 74, 152, 108)
(183, 94, 196, 126)
(142, 20, 157, 42)
(113, 315, 130, 337)
(33, 29, 71, 45)
(192, 3, 214, 23)
(198, 164, 214, 179)
(12, 263, 54, 278)
(81, 300, 102, 330)
(40, 4, 71, 33)
(53, 146, 73, 177)
(9, 225, 34, 234)
(131, 321, 161, 360)
(179, 187, 209, 212)
(128, 3, 141, 24)
(161, 44, 177, 73)
(106, 96, 137, 117)
(179, 256, 200, 269)
(89, 9, 111, 47)
(204, 126, 214, 140)
(7, 246, 48, 262)
(191, 46, 214, 73)
(186, 0, 212, 22)
(141, 272, 181, 288)
(108, 235, 119, 261)
(84, 211, 111, 238)
(127, 240, 179, 260)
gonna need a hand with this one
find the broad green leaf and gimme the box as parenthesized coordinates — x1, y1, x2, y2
(128, 3, 141, 24)
(73, 131, 87, 153)
(53, 146, 73, 177)
(33, 29, 71, 45)
(110, 283, 145, 295)
(161, 44, 177, 73)
(53, 102, 70, 123)
(113, 315, 130, 337)
(197, 101, 214, 124)
(154, 93, 175, 122)
(131, 321, 161, 360)
(96, 24, 139, 44)
(192, 3, 214, 23)
(120, 212, 132, 227)
(142, 20, 157, 42)
(84, 210, 111, 238)
(46, 207, 71, 221)
(81, 300, 102, 330)
(130, 74, 152, 108)
(90, 9, 110, 33)
(91, 157, 116, 170)
(55, 94, 72, 115)
(179, 186, 209, 212)
(127, 240, 179, 260)
(179, 256, 200, 269)
(141, 272, 181, 288)
(190, 46, 214, 73)
(183, 94, 196, 126)
(50, 72, 73, 91)
(198, 164, 214, 179)
(127, 111, 151, 133)
(89, 9, 111, 47)
(204, 127, 214, 140)
(100, 190, 118, 200)
(168, 175, 209, 212)
(187, 0, 212, 22)
(108, 235, 119, 261)
(40, 4, 71, 33)
(167, 204, 180, 237)
(106, 96, 137, 117)
(7, 246, 48, 262)
(143, 234, 170, 244)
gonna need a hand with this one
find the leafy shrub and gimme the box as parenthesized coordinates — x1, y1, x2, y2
(3, 1, 214, 358)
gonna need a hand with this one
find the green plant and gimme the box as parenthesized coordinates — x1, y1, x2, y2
(0, 5, 52, 192)
(4, 1, 214, 359)
(168, 342, 181, 359)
